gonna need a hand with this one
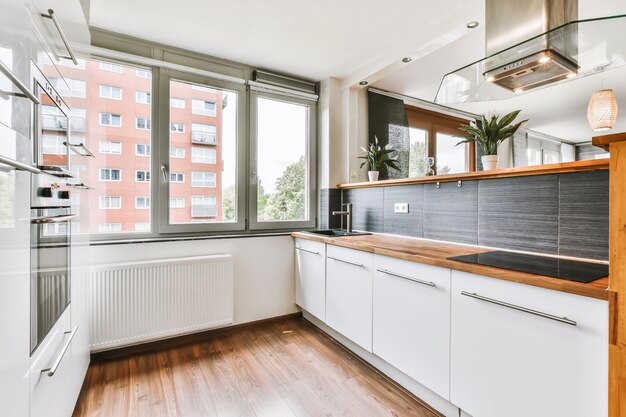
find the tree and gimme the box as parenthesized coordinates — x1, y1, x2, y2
(221, 181, 268, 222)
(262, 156, 305, 221)
(408, 141, 427, 177)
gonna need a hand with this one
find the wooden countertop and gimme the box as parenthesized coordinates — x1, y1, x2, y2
(292, 232, 610, 301)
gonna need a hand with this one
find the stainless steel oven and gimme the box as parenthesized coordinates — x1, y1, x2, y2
(30, 207, 77, 353)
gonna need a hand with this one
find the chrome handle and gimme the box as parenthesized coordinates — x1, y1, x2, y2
(377, 269, 436, 287)
(0, 155, 42, 174)
(295, 246, 320, 255)
(64, 142, 94, 157)
(31, 214, 78, 224)
(328, 256, 365, 268)
(461, 291, 577, 326)
(0, 61, 40, 104)
(41, 326, 78, 377)
(161, 164, 168, 182)
(41, 9, 78, 65)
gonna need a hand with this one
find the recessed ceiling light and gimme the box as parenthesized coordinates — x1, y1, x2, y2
(514, 88, 524, 94)
(359, 81, 368, 86)
(466, 21, 479, 29)
(486, 75, 495, 82)
(566, 72, 577, 78)
(402, 57, 412, 63)
(538, 55, 551, 64)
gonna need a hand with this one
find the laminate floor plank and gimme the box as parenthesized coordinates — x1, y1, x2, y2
(73, 317, 441, 417)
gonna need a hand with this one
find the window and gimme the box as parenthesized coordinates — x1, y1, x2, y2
(170, 147, 185, 158)
(192, 99, 216, 116)
(192, 147, 216, 164)
(98, 223, 122, 233)
(49, 77, 86, 99)
(136, 69, 151, 78)
(170, 197, 185, 208)
(191, 196, 217, 217)
(136, 143, 151, 156)
(170, 122, 185, 133)
(170, 172, 184, 183)
(191, 123, 217, 145)
(100, 62, 122, 73)
(71, 108, 86, 132)
(192, 171, 216, 187)
(406, 106, 473, 176)
(135, 196, 150, 209)
(99, 168, 121, 182)
(99, 196, 122, 209)
(99, 140, 122, 154)
(136, 117, 151, 130)
(136, 91, 151, 104)
(252, 94, 316, 228)
(59, 58, 86, 69)
(136, 170, 151, 182)
(100, 113, 122, 127)
(170, 98, 185, 108)
(42, 135, 67, 155)
(100, 85, 122, 100)
(134, 222, 150, 231)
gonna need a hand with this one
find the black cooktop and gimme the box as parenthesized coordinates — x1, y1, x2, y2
(448, 250, 608, 283)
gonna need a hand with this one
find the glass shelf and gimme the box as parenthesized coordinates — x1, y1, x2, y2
(435, 15, 626, 105)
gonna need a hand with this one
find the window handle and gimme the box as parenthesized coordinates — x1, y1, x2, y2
(161, 164, 168, 182)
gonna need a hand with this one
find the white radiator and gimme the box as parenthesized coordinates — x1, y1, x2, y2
(89, 254, 233, 351)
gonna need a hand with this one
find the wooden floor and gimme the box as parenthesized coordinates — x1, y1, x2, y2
(72, 316, 441, 417)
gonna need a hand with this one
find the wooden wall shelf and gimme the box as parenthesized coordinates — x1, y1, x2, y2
(337, 159, 609, 189)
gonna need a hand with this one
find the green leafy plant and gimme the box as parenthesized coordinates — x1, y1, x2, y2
(457, 110, 528, 155)
(359, 136, 400, 172)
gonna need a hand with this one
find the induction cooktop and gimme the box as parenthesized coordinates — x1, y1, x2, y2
(448, 250, 608, 283)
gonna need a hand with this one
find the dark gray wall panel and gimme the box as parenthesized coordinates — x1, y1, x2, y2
(319, 188, 342, 230)
(383, 185, 424, 237)
(423, 181, 478, 245)
(343, 187, 384, 233)
(558, 170, 609, 260)
(478, 175, 559, 254)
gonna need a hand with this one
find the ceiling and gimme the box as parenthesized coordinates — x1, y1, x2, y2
(88, 0, 482, 81)
(373, 0, 626, 143)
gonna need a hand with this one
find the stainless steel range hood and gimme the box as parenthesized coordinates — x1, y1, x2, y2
(483, 0, 578, 93)
(435, 5, 626, 104)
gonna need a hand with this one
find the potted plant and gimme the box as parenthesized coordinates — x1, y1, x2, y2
(359, 136, 400, 181)
(457, 110, 527, 170)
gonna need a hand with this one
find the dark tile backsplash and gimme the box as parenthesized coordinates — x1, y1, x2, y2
(478, 175, 559, 254)
(319, 188, 342, 230)
(423, 181, 478, 245)
(335, 170, 609, 260)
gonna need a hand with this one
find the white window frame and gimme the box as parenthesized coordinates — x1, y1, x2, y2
(99, 168, 122, 182)
(99, 140, 122, 154)
(98, 223, 122, 233)
(192, 99, 217, 116)
(169, 172, 185, 183)
(136, 90, 151, 104)
(136, 117, 151, 130)
(99, 196, 122, 209)
(42, 135, 67, 155)
(191, 195, 217, 218)
(135, 170, 151, 182)
(169, 197, 185, 208)
(136, 68, 151, 78)
(191, 147, 216, 164)
(170, 147, 185, 158)
(191, 122, 217, 145)
(170, 97, 186, 108)
(191, 171, 216, 188)
(100, 113, 122, 127)
(135, 196, 151, 209)
(170, 122, 185, 133)
(100, 62, 123, 73)
(135, 143, 151, 156)
(99, 85, 122, 100)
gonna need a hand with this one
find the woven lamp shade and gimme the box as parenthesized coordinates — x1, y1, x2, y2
(587, 89, 618, 131)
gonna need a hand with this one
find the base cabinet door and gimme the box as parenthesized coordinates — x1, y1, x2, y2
(295, 238, 326, 321)
(450, 271, 608, 417)
(326, 245, 373, 352)
(373, 255, 451, 399)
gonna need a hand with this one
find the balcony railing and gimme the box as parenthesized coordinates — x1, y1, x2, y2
(191, 131, 217, 145)
(42, 115, 67, 131)
(191, 204, 218, 217)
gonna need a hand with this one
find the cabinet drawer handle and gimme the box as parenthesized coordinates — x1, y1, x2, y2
(41, 326, 78, 377)
(377, 269, 436, 287)
(41, 9, 79, 65)
(328, 256, 365, 268)
(295, 246, 320, 255)
(0, 61, 40, 104)
(461, 291, 577, 326)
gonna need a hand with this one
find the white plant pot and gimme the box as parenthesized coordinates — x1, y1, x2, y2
(481, 155, 499, 171)
(368, 171, 379, 182)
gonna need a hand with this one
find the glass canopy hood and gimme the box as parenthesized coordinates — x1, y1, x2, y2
(435, 15, 626, 105)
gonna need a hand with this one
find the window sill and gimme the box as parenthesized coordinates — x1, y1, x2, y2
(89, 230, 311, 246)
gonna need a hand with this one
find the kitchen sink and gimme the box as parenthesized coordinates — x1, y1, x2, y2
(305, 229, 372, 237)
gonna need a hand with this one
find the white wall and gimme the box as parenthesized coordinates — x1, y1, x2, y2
(89, 235, 298, 325)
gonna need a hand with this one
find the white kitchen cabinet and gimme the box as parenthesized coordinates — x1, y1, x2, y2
(450, 270, 608, 417)
(373, 255, 451, 399)
(295, 238, 327, 321)
(326, 245, 374, 352)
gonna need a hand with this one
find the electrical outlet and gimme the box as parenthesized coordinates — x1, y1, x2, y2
(394, 203, 409, 214)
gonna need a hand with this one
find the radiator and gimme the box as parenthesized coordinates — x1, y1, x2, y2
(90, 254, 233, 351)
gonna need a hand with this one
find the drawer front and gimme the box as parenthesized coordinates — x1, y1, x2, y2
(450, 270, 608, 417)
(295, 238, 326, 321)
(373, 255, 451, 399)
(326, 245, 373, 352)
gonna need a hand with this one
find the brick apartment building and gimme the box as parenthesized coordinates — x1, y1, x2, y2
(41, 59, 224, 234)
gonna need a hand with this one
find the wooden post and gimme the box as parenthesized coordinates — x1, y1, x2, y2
(593, 132, 626, 417)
